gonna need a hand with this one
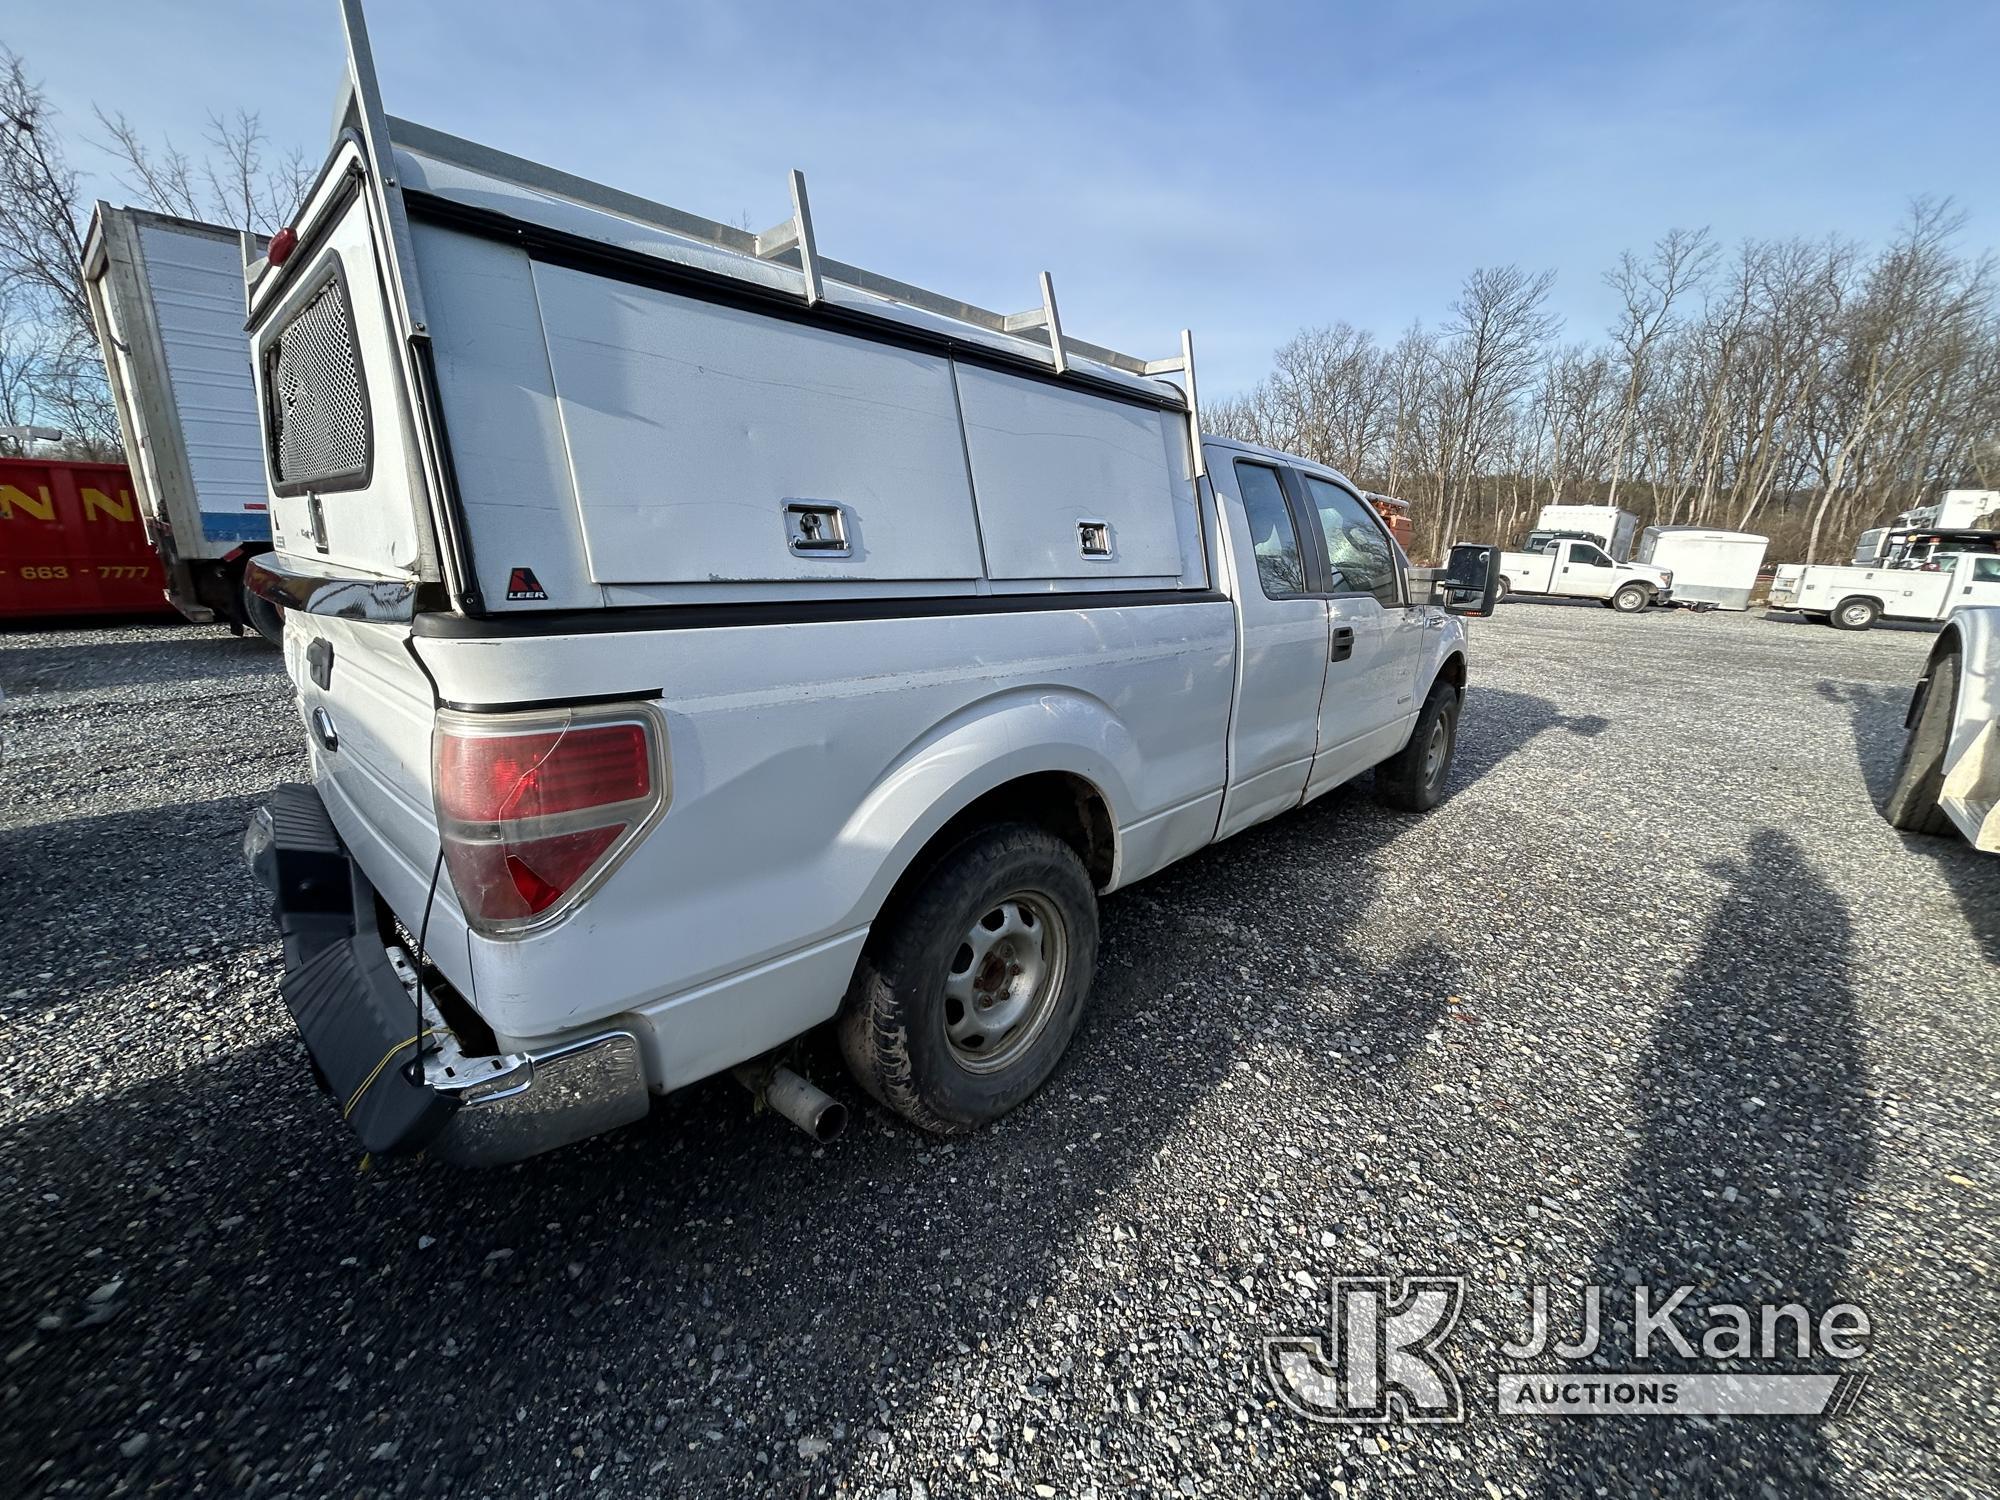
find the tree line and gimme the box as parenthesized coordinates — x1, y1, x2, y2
(1209, 206, 1998, 563)
(1, 45, 308, 456)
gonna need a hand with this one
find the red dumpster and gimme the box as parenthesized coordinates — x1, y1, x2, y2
(0, 457, 174, 620)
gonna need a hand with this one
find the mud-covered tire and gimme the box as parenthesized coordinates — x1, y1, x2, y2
(1830, 596, 1880, 631)
(839, 823, 1099, 1133)
(1375, 679, 1461, 812)
(1612, 583, 1650, 613)
(1883, 653, 1958, 837)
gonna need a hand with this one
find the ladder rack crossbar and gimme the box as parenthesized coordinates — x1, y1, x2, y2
(380, 115, 1203, 468)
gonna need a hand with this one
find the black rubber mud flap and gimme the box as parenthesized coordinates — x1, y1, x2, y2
(256, 783, 455, 1156)
(281, 934, 455, 1157)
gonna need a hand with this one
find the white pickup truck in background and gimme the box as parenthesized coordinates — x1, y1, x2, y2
(1768, 548, 2000, 630)
(1496, 537, 1672, 612)
(239, 1, 1500, 1167)
(1526, 502, 1640, 561)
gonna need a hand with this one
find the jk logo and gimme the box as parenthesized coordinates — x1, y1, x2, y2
(1265, 1275, 1466, 1424)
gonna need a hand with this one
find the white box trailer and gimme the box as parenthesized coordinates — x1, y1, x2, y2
(83, 206, 280, 638)
(1636, 526, 1768, 610)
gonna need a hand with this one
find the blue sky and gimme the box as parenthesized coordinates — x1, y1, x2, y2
(12, 1, 1995, 392)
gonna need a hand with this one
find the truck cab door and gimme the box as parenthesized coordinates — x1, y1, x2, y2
(1295, 472, 1423, 795)
(1956, 555, 2000, 610)
(1560, 540, 1618, 598)
(1214, 458, 1330, 838)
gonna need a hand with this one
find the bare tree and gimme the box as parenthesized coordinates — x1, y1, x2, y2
(0, 44, 313, 455)
(1219, 204, 1996, 564)
(1602, 227, 1714, 509)
(95, 105, 312, 233)
(0, 48, 116, 448)
(1434, 265, 1559, 551)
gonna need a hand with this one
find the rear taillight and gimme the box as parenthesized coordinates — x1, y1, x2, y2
(434, 707, 667, 935)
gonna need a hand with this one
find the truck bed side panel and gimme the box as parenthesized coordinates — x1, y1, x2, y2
(1772, 565, 1951, 619)
(412, 600, 1236, 1048)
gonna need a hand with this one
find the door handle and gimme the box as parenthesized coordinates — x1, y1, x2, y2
(311, 705, 338, 753)
(1330, 626, 1355, 662)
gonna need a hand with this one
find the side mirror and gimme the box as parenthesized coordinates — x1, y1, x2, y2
(1438, 542, 1500, 617)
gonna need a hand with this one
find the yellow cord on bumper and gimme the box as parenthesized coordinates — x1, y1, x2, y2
(343, 1028, 448, 1120)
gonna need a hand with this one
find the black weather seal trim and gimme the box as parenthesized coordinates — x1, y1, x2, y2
(414, 588, 1230, 639)
(438, 688, 666, 713)
(410, 338, 485, 615)
(245, 161, 363, 329)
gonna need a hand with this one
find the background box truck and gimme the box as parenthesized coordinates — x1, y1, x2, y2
(0, 456, 173, 619)
(83, 206, 281, 642)
(1526, 503, 1639, 561)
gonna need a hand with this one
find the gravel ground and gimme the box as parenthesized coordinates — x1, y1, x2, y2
(2, 603, 1995, 1499)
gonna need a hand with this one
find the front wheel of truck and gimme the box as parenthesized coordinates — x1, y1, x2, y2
(1376, 680, 1461, 812)
(1882, 651, 1957, 836)
(839, 822, 1099, 1133)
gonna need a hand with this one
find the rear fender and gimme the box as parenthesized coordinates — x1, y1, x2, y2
(841, 687, 1137, 920)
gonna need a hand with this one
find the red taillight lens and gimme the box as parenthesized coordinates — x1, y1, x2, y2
(267, 226, 297, 266)
(434, 710, 665, 934)
(437, 723, 651, 822)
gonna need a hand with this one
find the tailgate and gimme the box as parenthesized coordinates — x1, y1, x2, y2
(283, 611, 461, 984)
(247, 138, 465, 981)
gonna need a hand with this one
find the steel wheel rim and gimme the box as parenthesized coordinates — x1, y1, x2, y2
(942, 890, 1067, 1074)
(1618, 590, 1641, 611)
(1843, 603, 1869, 626)
(1424, 717, 1449, 786)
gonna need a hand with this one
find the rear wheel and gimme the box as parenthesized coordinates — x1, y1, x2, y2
(1883, 652, 1958, 837)
(1376, 679, 1460, 812)
(1830, 596, 1880, 631)
(839, 823, 1099, 1133)
(1612, 583, 1650, 613)
(1495, 577, 1511, 601)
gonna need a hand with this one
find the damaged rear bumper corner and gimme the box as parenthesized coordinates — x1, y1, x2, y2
(246, 784, 650, 1166)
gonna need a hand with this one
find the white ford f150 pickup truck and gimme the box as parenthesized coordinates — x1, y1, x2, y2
(1496, 538, 1671, 612)
(239, 2, 1498, 1166)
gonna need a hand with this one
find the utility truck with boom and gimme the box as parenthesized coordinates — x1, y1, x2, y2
(240, 1, 1500, 1167)
(1768, 544, 2000, 630)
